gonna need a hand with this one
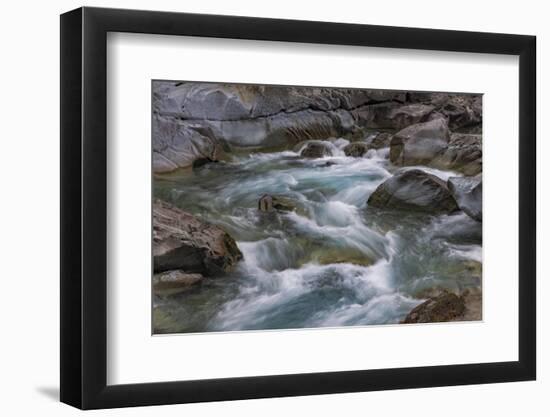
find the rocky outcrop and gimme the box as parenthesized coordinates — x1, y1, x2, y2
(389, 118, 450, 166)
(401, 291, 466, 323)
(448, 176, 482, 221)
(367, 169, 459, 214)
(300, 141, 333, 158)
(407, 92, 482, 131)
(153, 200, 243, 274)
(153, 82, 482, 173)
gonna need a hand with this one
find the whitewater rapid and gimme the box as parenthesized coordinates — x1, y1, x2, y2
(153, 139, 482, 333)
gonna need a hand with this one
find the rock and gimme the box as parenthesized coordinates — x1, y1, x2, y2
(343, 142, 370, 157)
(448, 176, 482, 221)
(258, 195, 297, 212)
(431, 133, 482, 175)
(389, 118, 450, 166)
(300, 141, 333, 158)
(401, 291, 466, 323)
(314, 248, 373, 267)
(368, 132, 393, 149)
(406, 92, 482, 131)
(152, 117, 226, 173)
(367, 169, 459, 214)
(153, 200, 243, 274)
(461, 287, 482, 321)
(153, 271, 203, 295)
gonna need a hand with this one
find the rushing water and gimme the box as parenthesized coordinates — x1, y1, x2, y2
(153, 140, 482, 334)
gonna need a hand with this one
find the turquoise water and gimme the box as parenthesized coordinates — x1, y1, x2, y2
(153, 142, 482, 333)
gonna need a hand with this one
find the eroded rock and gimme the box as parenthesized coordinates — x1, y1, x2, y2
(153, 200, 243, 274)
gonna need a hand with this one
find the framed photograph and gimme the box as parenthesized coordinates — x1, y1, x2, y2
(60, 6, 536, 409)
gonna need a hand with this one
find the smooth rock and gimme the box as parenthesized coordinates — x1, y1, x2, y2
(367, 169, 459, 214)
(389, 118, 450, 166)
(153, 271, 203, 295)
(153, 200, 243, 274)
(152, 117, 225, 173)
(448, 176, 482, 222)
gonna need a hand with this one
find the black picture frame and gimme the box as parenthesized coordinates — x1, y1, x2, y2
(60, 6, 536, 410)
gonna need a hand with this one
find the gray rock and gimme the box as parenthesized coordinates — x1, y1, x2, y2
(300, 141, 333, 158)
(448, 176, 482, 222)
(367, 169, 459, 214)
(153, 271, 203, 295)
(389, 118, 450, 166)
(153, 200, 243, 274)
(431, 133, 482, 175)
(152, 116, 225, 173)
(367, 132, 393, 149)
(343, 142, 370, 157)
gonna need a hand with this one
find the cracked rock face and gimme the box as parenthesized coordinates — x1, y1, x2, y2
(153, 200, 243, 275)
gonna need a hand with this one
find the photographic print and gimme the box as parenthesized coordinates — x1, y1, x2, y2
(152, 81, 482, 334)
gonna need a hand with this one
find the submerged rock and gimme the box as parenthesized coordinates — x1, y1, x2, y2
(258, 195, 297, 212)
(153, 270, 203, 295)
(401, 291, 466, 323)
(389, 118, 450, 166)
(343, 142, 370, 157)
(153, 200, 243, 274)
(448, 176, 482, 222)
(367, 169, 459, 214)
(300, 141, 333, 158)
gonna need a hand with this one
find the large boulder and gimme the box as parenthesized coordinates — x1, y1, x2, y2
(431, 133, 482, 175)
(389, 118, 450, 166)
(367, 169, 459, 214)
(153, 200, 243, 274)
(448, 176, 482, 222)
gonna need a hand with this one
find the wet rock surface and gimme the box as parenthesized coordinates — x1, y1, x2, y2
(448, 175, 482, 221)
(153, 200, 243, 275)
(367, 169, 459, 214)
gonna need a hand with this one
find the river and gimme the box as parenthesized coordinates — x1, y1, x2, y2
(153, 139, 482, 333)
